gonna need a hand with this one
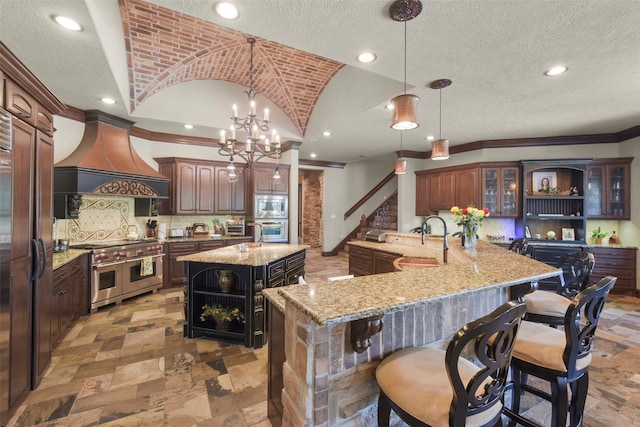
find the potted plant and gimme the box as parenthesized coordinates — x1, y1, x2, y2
(591, 227, 609, 245)
(200, 304, 244, 331)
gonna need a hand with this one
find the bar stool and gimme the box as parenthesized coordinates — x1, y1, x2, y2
(375, 301, 526, 427)
(508, 237, 528, 255)
(524, 251, 595, 326)
(503, 275, 616, 427)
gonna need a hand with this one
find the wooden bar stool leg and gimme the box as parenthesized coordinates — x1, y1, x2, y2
(378, 392, 392, 427)
(570, 373, 589, 427)
(551, 378, 569, 427)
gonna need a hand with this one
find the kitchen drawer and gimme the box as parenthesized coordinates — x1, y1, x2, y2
(373, 250, 399, 274)
(199, 240, 225, 251)
(591, 247, 636, 261)
(286, 251, 305, 270)
(269, 260, 285, 278)
(349, 255, 373, 277)
(168, 242, 199, 253)
(349, 245, 373, 260)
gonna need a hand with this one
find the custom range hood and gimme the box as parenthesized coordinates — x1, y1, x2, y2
(54, 110, 169, 217)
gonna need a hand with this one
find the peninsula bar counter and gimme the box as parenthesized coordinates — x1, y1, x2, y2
(263, 233, 561, 426)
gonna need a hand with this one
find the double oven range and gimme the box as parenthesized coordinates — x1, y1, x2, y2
(71, 240, 164, 312)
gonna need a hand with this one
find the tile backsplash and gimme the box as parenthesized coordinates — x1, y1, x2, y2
(55, 195, 240, 244)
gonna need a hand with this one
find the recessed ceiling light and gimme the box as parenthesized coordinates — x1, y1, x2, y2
(544, 66, 568, 76)
(100, 97, 116, 104)
(385, 103, 394, 110)
(322, 131, 331, 137)
(426, 135, 435, 141)
(184, 124, 193, 129)
(215, 2, 239, 20)
(52, 15, 83, 31)
(310, 153, 317, 158)
(357, 52, 377, 64)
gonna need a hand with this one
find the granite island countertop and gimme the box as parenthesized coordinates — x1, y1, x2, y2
(177, 243, 309, 266)
(264, 233, 561, 326)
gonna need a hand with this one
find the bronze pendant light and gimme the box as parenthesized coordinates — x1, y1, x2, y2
(395, 131, 408, 174)
(429, 78, 452, 160)
(390, 0, 422, 131)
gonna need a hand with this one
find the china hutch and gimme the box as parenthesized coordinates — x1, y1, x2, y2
(586, 157, 632, 220)
(521, 159, 589, 244)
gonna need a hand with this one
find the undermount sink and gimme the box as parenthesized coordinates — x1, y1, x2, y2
(393, 257, 440, 271)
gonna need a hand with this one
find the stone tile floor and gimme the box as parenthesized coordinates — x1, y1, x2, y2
(7, 248, 640, 426)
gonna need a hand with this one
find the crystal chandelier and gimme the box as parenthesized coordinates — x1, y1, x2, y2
(218, 38, 281, 182)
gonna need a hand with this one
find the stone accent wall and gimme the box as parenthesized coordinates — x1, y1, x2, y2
(281, 286, 508, 426)
(300, 170, 323, 248)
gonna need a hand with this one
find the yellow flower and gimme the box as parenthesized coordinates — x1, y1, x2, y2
(450, 206, 460, 214)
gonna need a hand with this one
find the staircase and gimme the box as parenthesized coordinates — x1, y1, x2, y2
(355, 192, 398, 240)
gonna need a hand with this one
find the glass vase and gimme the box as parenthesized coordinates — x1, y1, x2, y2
(463, 224, 478, 250)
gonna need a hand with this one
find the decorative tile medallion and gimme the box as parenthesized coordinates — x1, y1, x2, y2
(67, 197, 131, 243)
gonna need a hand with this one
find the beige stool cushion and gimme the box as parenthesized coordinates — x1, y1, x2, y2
(376, 347, 502, 427)
(513, 320, 592, 372)
(525, 290, 571, 317)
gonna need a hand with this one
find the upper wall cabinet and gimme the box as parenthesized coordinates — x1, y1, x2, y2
(415, 164, 480, 215)
(155, 157, 246, 215)
(253, 164, 289, 194)
(586, 157, 633, 220)
(481, 163, 520, 218)
(215, 165, 246, 214)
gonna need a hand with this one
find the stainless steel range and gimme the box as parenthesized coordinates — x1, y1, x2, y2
(71, 240, 164, 312)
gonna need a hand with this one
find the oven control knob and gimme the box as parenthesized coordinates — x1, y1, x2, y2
(136, 249, 144, 255)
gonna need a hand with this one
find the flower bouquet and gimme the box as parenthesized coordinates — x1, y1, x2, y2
(450, 206, 490, 249)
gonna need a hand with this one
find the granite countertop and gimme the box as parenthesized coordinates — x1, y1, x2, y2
(163, 235, 252, 243)
(268, 233, 561, 326)
(177, 243, 309, 266)
(53, 249, 90, 270)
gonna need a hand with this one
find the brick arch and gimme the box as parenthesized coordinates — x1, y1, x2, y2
(120, 0, 344, 136)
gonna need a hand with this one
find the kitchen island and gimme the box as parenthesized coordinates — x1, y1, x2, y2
(263, 233, 561, 426)
(178, 243, 308, 348)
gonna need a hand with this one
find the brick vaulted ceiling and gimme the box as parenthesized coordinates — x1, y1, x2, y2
(119, 0, 344, 137)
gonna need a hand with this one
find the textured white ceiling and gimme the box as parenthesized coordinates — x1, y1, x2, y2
(1, 0, 639, 164)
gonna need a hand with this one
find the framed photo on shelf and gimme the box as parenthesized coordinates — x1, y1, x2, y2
(532, 171, 557, 194)
(562, 228, 575, 241)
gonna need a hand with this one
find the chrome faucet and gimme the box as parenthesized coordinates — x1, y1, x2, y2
(421, 215, 448, 264)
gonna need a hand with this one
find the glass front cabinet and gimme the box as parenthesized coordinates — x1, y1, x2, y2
(586, 158, 632, 220)
(521, 159, 589, 244)
(481, 163, 520, 218)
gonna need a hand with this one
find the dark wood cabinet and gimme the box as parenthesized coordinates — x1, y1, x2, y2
(52, 255, 88, 346)
(1, 43, 65, 424)
(348, 245, 374, 277)
(586, 158, 632, 220)
(253, 164, 289, 194)
(349, 244, 399, 276)
(481, 164, 520, 217)
(455, 168, 480, 208)
(166, 241, 199, 287)
(156, 160, 206, 215)
(415, 173, 430, 215)
(416, 164, 480, 214)
(373, 250, 398, 274)
(215, 165, 246, 214)
(155, 158, 246, 215)
(175, 162, 215, 215)
(165, 239, 254, 288)
(589, 247, 637, 296)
